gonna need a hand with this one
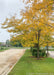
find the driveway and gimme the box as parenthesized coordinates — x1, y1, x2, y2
(0, 49, 25, 75)
(49, 51, 54, 58)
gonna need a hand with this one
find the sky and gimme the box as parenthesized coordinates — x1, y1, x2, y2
(0, 0, 24, 42)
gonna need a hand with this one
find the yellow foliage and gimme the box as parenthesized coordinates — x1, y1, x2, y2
(1, 0, 54, 47)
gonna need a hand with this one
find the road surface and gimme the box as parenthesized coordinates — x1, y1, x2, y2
(49, 51, 54, 58)
(0, 49, 25, 75)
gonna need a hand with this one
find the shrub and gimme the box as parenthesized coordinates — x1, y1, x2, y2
(30, 47, 46, 57)
(0, 47, 4, 50)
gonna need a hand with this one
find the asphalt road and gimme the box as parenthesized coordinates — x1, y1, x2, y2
(0, 49, 25, 75)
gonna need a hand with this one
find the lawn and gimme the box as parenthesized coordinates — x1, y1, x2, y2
(0, 47, 29, 52)
(49, 49, 54, 51)
(8, 49, 54, 75)
(0, 47, 9, 52)
(11, 47, 29, 49)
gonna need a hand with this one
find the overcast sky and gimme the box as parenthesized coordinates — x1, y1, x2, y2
(0, 0, 24, 42)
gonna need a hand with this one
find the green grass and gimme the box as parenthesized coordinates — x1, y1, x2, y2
(49, 49, 54, 51)
(0, 47, 29, 52)
(8, 49, 54, 75)
(11, 47, 29, 49)
(41, 49, 54, 51)
(0, 47, 9, 52)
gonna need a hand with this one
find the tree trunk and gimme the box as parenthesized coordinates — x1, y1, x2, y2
(37, 43, 39, 60)
(46, 43, 49, 57)
(37, 30, 41, 60)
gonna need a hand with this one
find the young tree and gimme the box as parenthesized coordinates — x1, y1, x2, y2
(6, 40, 10, 47)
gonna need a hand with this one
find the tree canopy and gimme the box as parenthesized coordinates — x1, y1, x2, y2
(2, 0, 54, 59)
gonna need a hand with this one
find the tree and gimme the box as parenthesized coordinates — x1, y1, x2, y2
(42, 33, 54, 57)
(10, 37, 22, 47)
(2, 0, 54, 59)
(0, 42, 2, 46)
(6, 40, 10, 47)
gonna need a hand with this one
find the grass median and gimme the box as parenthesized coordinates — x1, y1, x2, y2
(8, 49, 54, 75)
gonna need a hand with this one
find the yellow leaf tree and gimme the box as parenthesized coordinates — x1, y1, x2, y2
(2, 0, 54, 59)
